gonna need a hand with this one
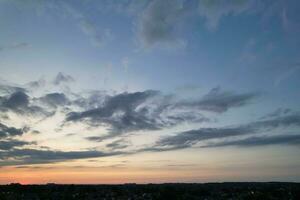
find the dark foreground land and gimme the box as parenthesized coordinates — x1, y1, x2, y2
(0, 182, 299, 200)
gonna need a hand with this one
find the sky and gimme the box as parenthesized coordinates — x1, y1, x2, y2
(0, 0, 300, 184)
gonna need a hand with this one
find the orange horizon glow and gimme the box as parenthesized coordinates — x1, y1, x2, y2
(1, 163, 299, 185)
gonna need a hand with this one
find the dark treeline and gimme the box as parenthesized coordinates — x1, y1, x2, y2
(0, 182, 299, 200)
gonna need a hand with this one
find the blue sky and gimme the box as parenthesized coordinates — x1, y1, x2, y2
(0, 0, 300, 183)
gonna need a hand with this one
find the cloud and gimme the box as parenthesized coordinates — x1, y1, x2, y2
(0, 78, 259, 145)
(0, 77, 263, 158)
(53, 72, 75, 85)
(122, 57, 129, 74)
(66, 90, 212, 138)
(137, 0, 187, 47)
(60, 2, 113, 47)
(280, 4, 300, 34)
(66, 90, 163, 135)
(0, 139, 33, 150)
(260, 108, 292, 119)
(252, 113, 300, 128)
(72, 90, 108, 110)
(26, 78, 46, 89)
(78, 20, 114, 47)
(0, 0, 115, 47)
(0, 123, 25, 138)
(85, 136, 103, 142)
(238, 38, 258, 64)
(0, 148, 125, 166)
(179, 87, 258, 113)
(0, 77, 298, 164)
(203, 134, 300, 148)
(198, 0, 254, 31)
(274, 63, 300, 87)
(106, 139, 130, 150)
(65, 87, 257, 139)
(155, 126, 254, 148)
(38, 92, 69, 108)
(147, 113, 300, 151)
(2, 91, 29, 109)
(0, 42, 29, 52)
(0, 84, 26, 96)
(0, 91, 46, 115)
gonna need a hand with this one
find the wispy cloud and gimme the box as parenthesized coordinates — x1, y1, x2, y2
(144, 113, 300, 151)
(0, 42, 29, 52)
(203, 134, 300, 148)
(53, 72, 75, 85)
(60, 2, 114, 47)
(177, 86, 258, 113)
(137, 0, 187, 48)
(0, 148, 125, 166)
(197, 0, 255, 31)
(274, 63, 300, 87)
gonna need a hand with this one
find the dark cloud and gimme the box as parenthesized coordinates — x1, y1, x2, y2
(30, 130, 41, 134)
(0, 148, 125, 166)
(66, 88, 257, 139)
(155, 126, 254, 148)
(179, 87, 258, 113)
(0, 123, 25, 138)
(0, 79, 257, 142)
(147, 113, 300, 151)
(14, 165, 53, 169)
(0, 91, 46, 115)
(0, 139, 33, 150)
(252, 113, 300, 129)
(3, 91, 29, 108)
(38, 92, 69, 107)
(66, 90, 163, 134)
(0, 79, 261, 150)
(141, 144, 190, 152)
(106, 139, 130, 150)
(53, 72, 74, 85)
(203, 134, 300, 148)
(66, 90, 211, 139)
(260, 108, 292, 119)
(85, 136, 103, 142)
